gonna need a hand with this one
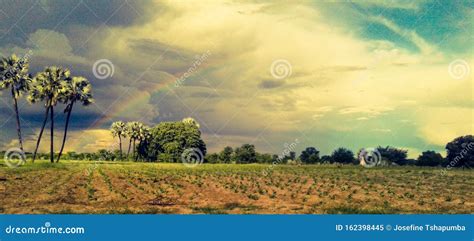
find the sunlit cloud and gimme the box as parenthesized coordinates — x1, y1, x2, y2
(0, 0, 472, 156)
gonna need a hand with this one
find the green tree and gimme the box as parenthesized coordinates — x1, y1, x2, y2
(29, 67, 70, 163)
(206, 153, 219, 164)
(234, 144, 256, 164)
(57, 76, 93, 162)
(97, 149, 114, 161)
(256, 153, 273, 163)
(139, 119, 206, 162)
(445, 135, 474, 168)
(299, 147, 320, 164)
(376, 146, 408, 165)
(416, 150, 444, 167)
(331, 147, 355, 164)
(110, 121, 126, 160)
(0, 54, 31, 151)
(219, 146, 233, 163)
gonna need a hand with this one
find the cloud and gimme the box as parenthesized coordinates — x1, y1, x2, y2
(0, 1, 472, 157)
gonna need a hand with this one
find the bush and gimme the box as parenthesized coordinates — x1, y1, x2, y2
(331, 148, 355, 164)
(416, 151, 444, 166)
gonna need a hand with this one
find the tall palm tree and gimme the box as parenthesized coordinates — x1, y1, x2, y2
(0, 54, 31, 151)
(135, 124, 150, 161)
(56, 76, 93, 162)
(125, 122, 133, 160)
(110, 121, 126, 160)
(126, 121, 141, 160)
(29, 67, 70, 163)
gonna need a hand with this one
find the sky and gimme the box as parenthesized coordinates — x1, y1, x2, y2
(0, 0, 472, 158)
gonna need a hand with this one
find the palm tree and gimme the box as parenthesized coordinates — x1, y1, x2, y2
(135, 124, 150, 161)
(29, 67, 70, 163)
(110, 121, 126, 160)
(0, 54, 31, 152)
(126, 121, 141, 160)
(56, 76, 93, 162)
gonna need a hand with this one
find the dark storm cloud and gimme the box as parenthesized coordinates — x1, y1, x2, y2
(0, 0, 153, 51)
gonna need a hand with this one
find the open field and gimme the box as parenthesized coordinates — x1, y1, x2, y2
(0, 161, 472, 214)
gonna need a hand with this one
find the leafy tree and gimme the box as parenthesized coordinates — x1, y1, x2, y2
(376, 146, 408, 165)
(416, 150, 444, 167)
(234, 144, 257, 164)
(29, 67, 70, 163)
(110, 121, 126, 160)
(182, 117, 200, 128)
(139, 119, 206, 162)
(256, 153, 273, 163)
(219, 146, 233, 163)
(0, 54, 31, 151)
(299, 147, 320, 164)
(331, 147, 355, 164)
(206, 153, 219, 164)
(97, 149, 115, 161)
(445, 135, 474, 168)
(57, 76, 93, 162)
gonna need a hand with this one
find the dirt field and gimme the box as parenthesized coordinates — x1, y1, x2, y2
(0, 161, 472, 214)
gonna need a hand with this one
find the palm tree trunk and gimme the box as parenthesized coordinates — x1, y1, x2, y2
(133, 140, 136, 160)
(118, 135, 122, 160)
(57, 101, 74, 163)
(135, 140, 140, 162)
(11, 88, 24, 151)
(50, 105, 54, 163)
(32, 106, 50, 162)
(127, 138, 132, 160)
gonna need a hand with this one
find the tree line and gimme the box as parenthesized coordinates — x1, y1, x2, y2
(0, 54, 93, 163)
(199, 135, 474, 168)
(40, 133, 473, 169)
(108, 118, 206, 162)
